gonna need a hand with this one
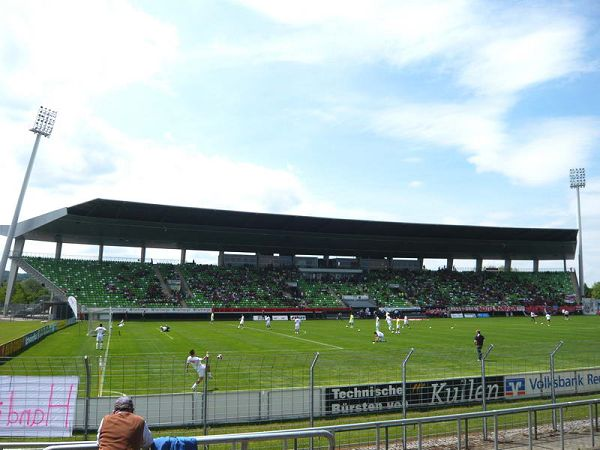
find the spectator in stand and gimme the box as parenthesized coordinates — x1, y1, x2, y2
(97, 396, 153, 450)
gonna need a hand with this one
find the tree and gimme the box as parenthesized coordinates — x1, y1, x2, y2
(0, 278, 49, 304)
(590, 282, 600, 299)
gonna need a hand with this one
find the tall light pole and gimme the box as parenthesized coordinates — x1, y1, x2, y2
(569, 168, 585, 300)
(1, 106, 57, 315)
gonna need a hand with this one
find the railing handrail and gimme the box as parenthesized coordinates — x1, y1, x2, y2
(1, 398, 597, 450)
(37, 429, 335, 450)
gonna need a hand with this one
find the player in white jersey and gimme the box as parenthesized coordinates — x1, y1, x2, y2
(562, 309, 570, 320)
(265, 315, 271, 328)
(95, 324, 107, 350)
(348, 313, 354, 328)
(210, 312, 215, 323)
(238, 315, 245, 329)
(375, 315, 380, 332)
(403, 315, 409, 328)
(386, 315, 393, 331)
(117, 319, 125, 336)
(530, 311, 537, 322)
(545, 312, 551, 325)
(373, 330, 385, 342)
(294, 317, 301, 334)
(186, 349, 211, 391)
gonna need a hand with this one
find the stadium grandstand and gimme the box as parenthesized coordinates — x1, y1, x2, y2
(1, 198, 579, 317)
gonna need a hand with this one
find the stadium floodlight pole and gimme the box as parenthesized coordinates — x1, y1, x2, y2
(1, 106, 57, 316)
(570, 168, 586, 300)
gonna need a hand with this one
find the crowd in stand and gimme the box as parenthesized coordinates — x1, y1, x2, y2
(23, 256, 575, 310)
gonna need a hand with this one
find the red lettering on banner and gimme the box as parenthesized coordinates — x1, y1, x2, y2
(2, 383, 74, 428)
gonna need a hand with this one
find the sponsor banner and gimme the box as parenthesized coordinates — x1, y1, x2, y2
(505, 369, 600, 399)
(90, 307, 212, 314)
(290, 315, 307, 321)
(252, 315, 264, 321)
(450, 313, 464, 319)
(325, 375, 504, 415)
(477, 313, 490, 318)
(0, 376, 78, 437)
(272, 315, 288, 321)
(463, 313, 477, 318)
(582, 299, 599, 315)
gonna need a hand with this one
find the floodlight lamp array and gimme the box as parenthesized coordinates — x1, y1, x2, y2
(30, 106, 57, 137)
(569, 168, 586, 188)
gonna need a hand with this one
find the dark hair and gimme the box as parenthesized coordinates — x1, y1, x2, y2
(189, 349, 195, 356)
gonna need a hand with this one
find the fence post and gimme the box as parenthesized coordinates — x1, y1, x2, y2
(481, 344, 494, 441)
(309, 352, 320, 450)
(550, 341, 564, 431)
(402, 348, 414, 450)
(203, 354, 210, 435)
(83, 355, 91, 440)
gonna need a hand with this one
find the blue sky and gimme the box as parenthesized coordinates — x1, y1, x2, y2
(0, 0, 599, 287)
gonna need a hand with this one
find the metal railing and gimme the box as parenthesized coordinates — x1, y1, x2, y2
(0, 398, 597, 450)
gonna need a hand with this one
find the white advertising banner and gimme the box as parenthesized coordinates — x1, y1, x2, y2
(0, 376, 79, 437)
(504, 369, 600, 399)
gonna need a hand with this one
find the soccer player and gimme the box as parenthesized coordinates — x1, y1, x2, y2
(386, 314, 393, 331)
(117, 319, 125, 336)
(265, 315, 271, 328)
(186, 350, 210, 391)
(530, 311, 537, 322)
(348, 313, 354, 328)
(160, 325, 170, 332)
(95, 324, 107, 350)
(474, 330, 485, 361)
(395, 316, 401, 334)
(238, 315, 245, 329)
(403, 315, 409, 328)
(375, 314, 380, 332)
(210, 312, 215, 323)
(294, 316, 301, 334)
(373, 330, 385, 342)
(562, 309, 570, 320)
(545, 312, 551, 325)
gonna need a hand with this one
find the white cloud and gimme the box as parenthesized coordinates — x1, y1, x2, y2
(408, 180, 423, 188)
(0, 1, 178, 110)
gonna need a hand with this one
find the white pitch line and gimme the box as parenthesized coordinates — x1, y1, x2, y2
(231, 325, 344, 350)
(98, 327, 113, 397)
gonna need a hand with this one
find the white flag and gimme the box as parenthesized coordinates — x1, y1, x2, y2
(67, 296, 78, 318)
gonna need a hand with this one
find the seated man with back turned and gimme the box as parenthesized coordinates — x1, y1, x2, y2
(97, 396, 153, 450)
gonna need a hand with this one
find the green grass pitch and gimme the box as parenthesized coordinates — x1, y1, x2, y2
(2, 316, 598, 398)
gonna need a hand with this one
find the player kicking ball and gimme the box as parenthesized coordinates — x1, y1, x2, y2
(186, 349, 212, 391)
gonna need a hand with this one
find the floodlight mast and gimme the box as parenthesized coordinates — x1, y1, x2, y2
(1, 106, 57, 315)
(569, 168, 585, 300)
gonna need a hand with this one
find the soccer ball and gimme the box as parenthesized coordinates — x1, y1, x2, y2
(357, 329, 360, 332)
(217, 354, 223, 360)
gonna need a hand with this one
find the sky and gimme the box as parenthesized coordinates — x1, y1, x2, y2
(0, 0, 599, 287)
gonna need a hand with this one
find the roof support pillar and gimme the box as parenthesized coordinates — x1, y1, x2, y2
(417, 257, 423, 270)
(98, 244, 104, 262)
(504, 258, 511, 272)
(180, 249, 186, 265)
(387, 256, 393, 270)
(3, 238, 25, 315)
(54, 241, 62, 259)
(476, 258, 483, 272)
(446, 257, 454, 271)
(141, 246, 146, 263)
(218, 251, 224, 267)
(533, 258, 539, 272)
(563, 258, 567, 272)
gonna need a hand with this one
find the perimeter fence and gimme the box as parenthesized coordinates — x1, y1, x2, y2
(1, 340, 599, 441)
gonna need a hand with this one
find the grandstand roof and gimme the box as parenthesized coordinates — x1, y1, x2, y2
(4, 198, 577, 260)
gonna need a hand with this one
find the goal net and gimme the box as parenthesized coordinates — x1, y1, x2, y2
(87, 307, 113, 336)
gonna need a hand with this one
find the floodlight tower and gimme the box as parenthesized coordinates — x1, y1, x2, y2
(1, 106, 57, 315)
(569, 168, 585, 300)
